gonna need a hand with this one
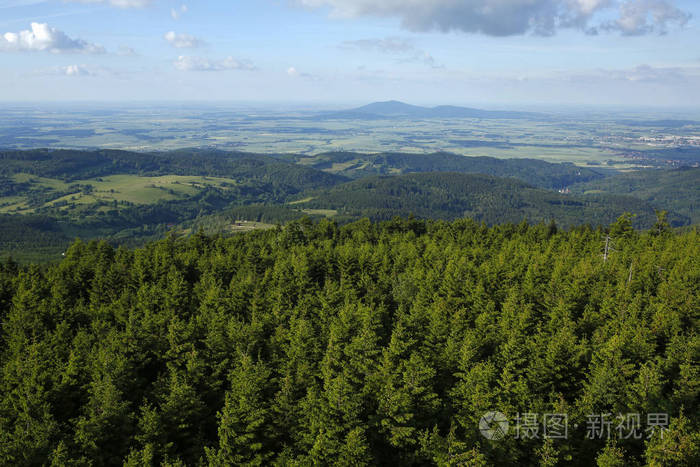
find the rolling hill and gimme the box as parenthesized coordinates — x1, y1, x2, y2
(0, 148, 347, 190)
(291, 172, 688, 228)
(0, 149, 349, 261)
(1, 149, 695, 262)
(571, 167, 700, 223)
(282, 151, 605, 189)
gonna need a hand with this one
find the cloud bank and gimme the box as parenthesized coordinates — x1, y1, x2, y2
(0, 22, 104, 53)
(297, 0, 690, 36)
(174, 55, 256, 71)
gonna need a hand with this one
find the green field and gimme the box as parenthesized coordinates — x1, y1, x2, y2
(1, 173, 240, 214)
(301, 208, 338, 217)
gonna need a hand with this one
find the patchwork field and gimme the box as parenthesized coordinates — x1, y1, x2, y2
(2, 105, 698, 169)
(0, 173, 240, 214)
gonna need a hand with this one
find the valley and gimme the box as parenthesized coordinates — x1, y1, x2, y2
(1, 147, 697, 263)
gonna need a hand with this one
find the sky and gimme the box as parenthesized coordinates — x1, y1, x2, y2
(0, 0, 699, 107)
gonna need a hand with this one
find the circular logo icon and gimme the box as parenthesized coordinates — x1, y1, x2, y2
(479, 411, 509, 440)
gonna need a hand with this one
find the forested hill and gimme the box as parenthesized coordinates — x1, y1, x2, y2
(2, 148, 609, 191)
(0, 149, 346, 189)
(571, 167, 700, 223)
(0, 218, 697, 465)
(293, 172, 687, 228)
(0, 149, 696, 262)
(280, 151, 604, 189)
(0, 149, 345, 262)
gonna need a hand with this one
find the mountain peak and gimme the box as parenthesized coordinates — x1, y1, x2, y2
(354, 100, 425, 114)
(324, 101, 537, 120)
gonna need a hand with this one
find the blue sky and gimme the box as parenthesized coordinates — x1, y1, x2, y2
(0, 0, 699, 107)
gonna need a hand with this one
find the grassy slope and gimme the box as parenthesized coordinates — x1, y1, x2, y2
(1, 174, 241, 213)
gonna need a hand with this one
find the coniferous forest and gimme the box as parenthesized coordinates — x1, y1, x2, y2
(0, 215, 697, 466)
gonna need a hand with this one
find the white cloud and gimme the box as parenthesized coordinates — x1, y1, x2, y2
(63, 64, 93, 76)
(609, 0, 691, 35)
(37, 64, 113, 77)
(341, 37, 415, 54)
(67, 0, 154, 8)
(174, 55, 256, 71)
(575, 0, 612, 15)
(296, 0, 690, 36)
(171, 4, 188, 20)
(0, 22, 104, 53)
(164, 31, 204, 48)
(287, 66, 319, 79)
(341, 37, 441, 67)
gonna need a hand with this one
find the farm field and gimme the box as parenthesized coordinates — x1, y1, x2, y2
(0, 173, 240, 214)
(2, 104, 698, 169)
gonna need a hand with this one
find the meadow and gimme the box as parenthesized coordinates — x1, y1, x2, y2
(0, 174, 240, 214)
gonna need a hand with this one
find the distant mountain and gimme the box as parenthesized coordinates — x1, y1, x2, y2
(293, 172, 687, 229)
(319, 100, 538, 119)
(351, 101, 428, 116)
(278, 151, 605, 189)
